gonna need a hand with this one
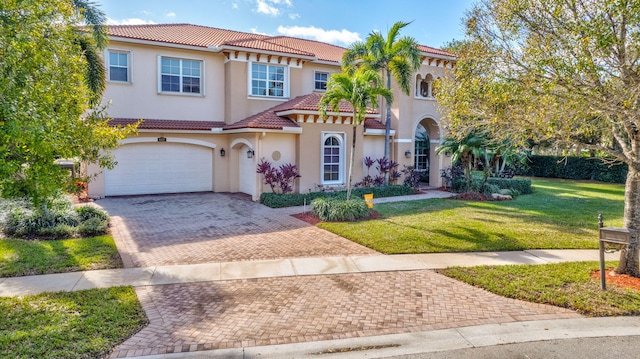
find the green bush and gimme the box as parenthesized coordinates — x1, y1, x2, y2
(0, 197, 110, 239)
(260, 185, 414, 208)
(37, 224, 76, 238)
(450, 177, 532, 196)
(486, 177, 533, 194)
(311, 198, 370, 222)
(78, 217, 109, 237)
(515, 155, 627, 183)
(77, 205, 109, 222)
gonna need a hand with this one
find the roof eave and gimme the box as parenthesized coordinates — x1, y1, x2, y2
(223, 127, 302, 134)
(218, 45, 317, 60)
(108, 36, 220, 52)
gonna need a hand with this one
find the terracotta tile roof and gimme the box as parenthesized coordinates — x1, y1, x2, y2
(364, 119, 386, 130)
(419, 44, 455, 57)
(275, 93, 379, 114)
(263, 36, 346, 63)
(107, 23, 268, 48)
(109, 118, 225, 131)
(222, 38, 315, 58)
(106, 24, 453, 63)
(224, 93, 380, 131)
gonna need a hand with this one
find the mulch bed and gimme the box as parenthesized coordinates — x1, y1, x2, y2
(592, 269, 640, 291)
(292, 210, 382, 225)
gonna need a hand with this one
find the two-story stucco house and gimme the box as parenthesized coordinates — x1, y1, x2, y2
(87, 24, 455, 200)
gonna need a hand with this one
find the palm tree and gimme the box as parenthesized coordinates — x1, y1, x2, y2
(436, 132, 487, 191)
(342, 21, 422, 183)
(319, 68, 393, 200)
(71, 0, 108, 104)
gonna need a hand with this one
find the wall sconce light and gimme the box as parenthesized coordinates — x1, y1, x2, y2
(404, 150, 411, 158)
(157, 136, 167, 142)
(247, 149, 255, 158)
(220, 148, 225, 157)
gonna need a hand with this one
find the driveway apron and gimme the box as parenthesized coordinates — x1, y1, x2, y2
(95, 193, 377, 268)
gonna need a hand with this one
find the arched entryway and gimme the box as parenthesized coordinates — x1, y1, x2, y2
(414, 117, 444, 187)
(230, 139, 257, 199)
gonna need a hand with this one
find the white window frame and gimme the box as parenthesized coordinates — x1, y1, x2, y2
(314, 71, 329, 91)
(106, 49, 131, 83)
(321, 132, 346, 185)
(248, 62, 289, 99)
(157, 55, 205, 96)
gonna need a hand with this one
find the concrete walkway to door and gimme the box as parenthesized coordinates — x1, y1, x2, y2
(95, 193, 377, 268)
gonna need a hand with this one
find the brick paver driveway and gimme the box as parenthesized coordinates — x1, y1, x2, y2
(95, 193, 376, 267)
(110, 270, 580, 357)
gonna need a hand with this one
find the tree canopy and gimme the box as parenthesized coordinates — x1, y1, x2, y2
(0, 0, 136, 208)
(342, 21, 421, 178)
(437, 0, 640, 276)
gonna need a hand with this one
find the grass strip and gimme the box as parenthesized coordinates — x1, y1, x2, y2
(0, 286, 148, 358)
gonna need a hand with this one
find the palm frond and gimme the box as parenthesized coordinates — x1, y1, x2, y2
(72, 0, 108, 49)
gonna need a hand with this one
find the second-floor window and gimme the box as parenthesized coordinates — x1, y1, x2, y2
(251, 63, 286, 97)
(107, 50, 130, 82)
(160, 57, 202, 94)
(314, 71, 328, 91)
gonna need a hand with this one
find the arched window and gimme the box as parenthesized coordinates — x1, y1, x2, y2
(322, 133, 344, 184)
(414, 124, 430, 182)
(422, 74, 434, 98)
(415, 74, 423, 97)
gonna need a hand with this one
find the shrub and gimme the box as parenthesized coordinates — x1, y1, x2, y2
(78, 217, 109, 237)
(486, 177, 533, 194)
(38, 224, 76, 238)
(0, 196, 110, 239)
(256, 159, 301, 194)
(515, 155, 627, 183)
(77, 205, 109, 222)
(311, 198, 370, 222)
(259, 185, 414, 208)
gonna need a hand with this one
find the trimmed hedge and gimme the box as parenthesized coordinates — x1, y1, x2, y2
(451, 177, 532, 195)
(515, 155, 627, 183)
(260, 185, 414, 208)
(311, 198, 370, 221)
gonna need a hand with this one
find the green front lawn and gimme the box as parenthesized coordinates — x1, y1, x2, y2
(318, 178, 624, 253)
(439, 261, 640, 316)
(0, 287, 148, 358)
(0, 235, 122, 277)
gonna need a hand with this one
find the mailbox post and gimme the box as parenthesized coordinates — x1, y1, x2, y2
(598, 214, 636, 290)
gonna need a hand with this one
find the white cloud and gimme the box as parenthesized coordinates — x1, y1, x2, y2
(256, 0, 280, 15)
(232, 3, 239, 9)
(250, 27, 270, 36)
(106, 18, 157, 25)
(165, 12, 176, 18)
(288, 13, 300, 20)
(277, 25, 361, 45)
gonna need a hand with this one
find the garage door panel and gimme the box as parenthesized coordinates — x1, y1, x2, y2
(105, 143, 213, 196)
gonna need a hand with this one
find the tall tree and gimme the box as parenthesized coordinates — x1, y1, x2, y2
(319, 68, 393, 200)
(342, 21, 421, 184)
(0, 0, 136, 209)
(437, 0, 640, 276)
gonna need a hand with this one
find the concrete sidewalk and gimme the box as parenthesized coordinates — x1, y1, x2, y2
(0, 249, 617, 297)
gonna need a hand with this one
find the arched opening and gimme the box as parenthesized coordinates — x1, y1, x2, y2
(414, 117, 445, 187)
(414, 123, 430, 183)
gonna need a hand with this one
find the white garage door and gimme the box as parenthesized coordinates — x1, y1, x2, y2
(105, 142, 213, 196)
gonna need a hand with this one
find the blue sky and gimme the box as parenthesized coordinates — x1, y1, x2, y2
(96, 0, 476, 48)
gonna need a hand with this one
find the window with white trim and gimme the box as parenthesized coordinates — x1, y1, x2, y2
(314, 71, 328, 91)
(107, 50, 130, 82)
(251, 63, 286, 97)
(321, 133, 345, 184)
(159, 56, 202, 94)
